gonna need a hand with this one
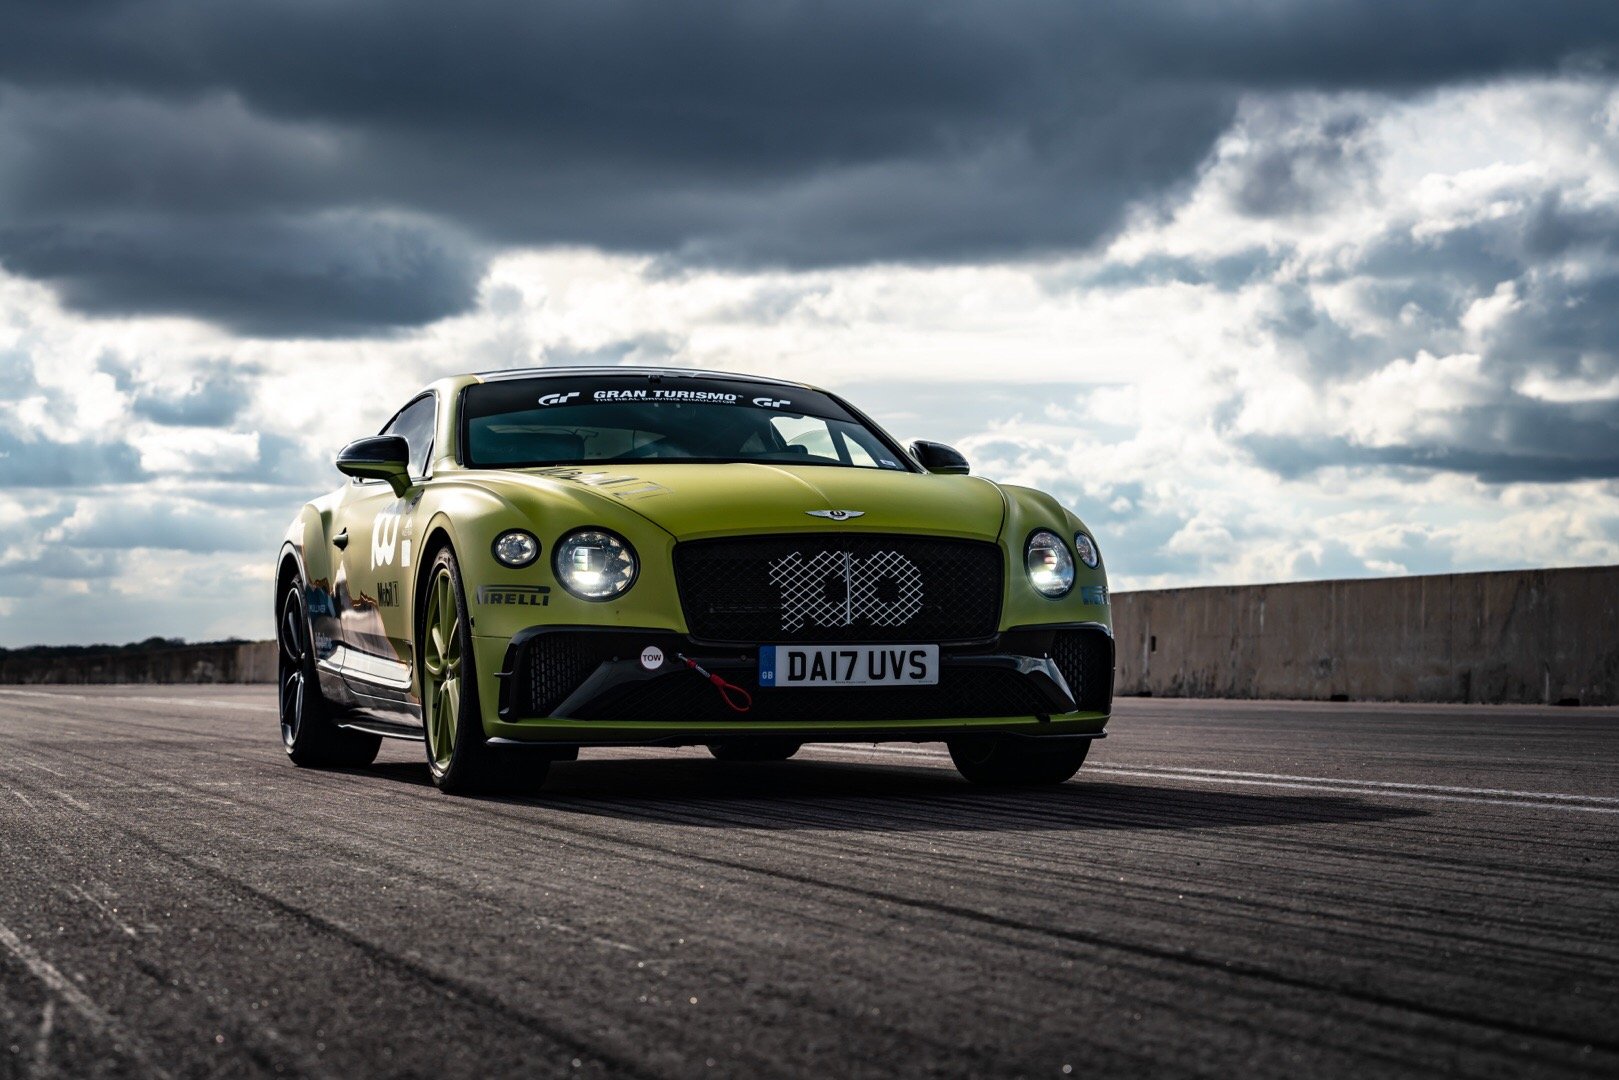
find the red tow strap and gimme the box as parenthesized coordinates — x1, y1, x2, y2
(676, 653, 753, 713)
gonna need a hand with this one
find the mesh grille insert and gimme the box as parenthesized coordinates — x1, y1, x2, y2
(674, 534, 1003, 644)
(1050, 629, 1114, 713)
(524, 635, 600, 717)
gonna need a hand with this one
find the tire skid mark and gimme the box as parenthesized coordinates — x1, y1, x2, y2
(55, 735, 1616, 1032)
(19, 747, 1348, 1076)
(0, 920, 173, 1080)
(7, 695, 1617, 1077)
(21, 734, 1617, 982)
(6, 762, 666, 1080)
(449, 797, 1619, 1061)
(28, 999, 54, 1080)
(283, 783, 1611, 1072)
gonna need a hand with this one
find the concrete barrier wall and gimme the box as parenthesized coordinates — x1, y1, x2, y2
(0, 642, 279, 686)
(1112, 564, 1619, 705)
(5, 564, 1616, 703)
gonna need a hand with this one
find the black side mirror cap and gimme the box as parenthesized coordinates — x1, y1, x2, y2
(910, 440, 970, 475)
(336, 435, 412, 496)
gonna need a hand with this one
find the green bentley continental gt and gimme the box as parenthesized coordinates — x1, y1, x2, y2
(275, 368, 1113, 793)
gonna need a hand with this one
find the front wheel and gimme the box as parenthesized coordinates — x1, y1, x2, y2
(418, 547, 547, 795)
(278, 582, 381, 768)
(947, 736, 1090, 786)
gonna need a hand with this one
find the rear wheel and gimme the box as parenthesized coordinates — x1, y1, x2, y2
(947, 736, 1090, 786)
(278, 581, 381, 768)
(419, 547, 547, 795)
(706, 738, 802, 762)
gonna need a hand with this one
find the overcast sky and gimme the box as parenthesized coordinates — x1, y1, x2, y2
(3, 1, 1619, 646)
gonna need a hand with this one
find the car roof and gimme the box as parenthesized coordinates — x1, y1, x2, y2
(471, 365, 817, 391)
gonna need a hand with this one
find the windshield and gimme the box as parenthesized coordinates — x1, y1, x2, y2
(460, 376, 912, 470)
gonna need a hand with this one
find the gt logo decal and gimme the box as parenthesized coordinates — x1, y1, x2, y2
(538, 392, 581, 406)
(752, 397, 792, 408)
(768, 551, 923, 632)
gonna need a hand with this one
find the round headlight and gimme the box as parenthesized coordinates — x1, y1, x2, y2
(1025, 530, 1075, 598)
(554, 528, 638, 601)
(491, 530, 540, 568)
(1073, 531, 1100, 569)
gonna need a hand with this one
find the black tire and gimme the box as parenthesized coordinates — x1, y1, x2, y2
(947, 736, 1090, 786)
(278, 581, 382, 768)
(706, 738, 802, 762)
(418, 546, 548, 795)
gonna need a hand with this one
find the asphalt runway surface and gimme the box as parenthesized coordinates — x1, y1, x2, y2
(0, 687, 1615, 1079)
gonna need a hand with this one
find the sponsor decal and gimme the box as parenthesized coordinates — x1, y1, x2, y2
(592, 389, 740, 404)
(805, 509, 864, 521)
(535, 467, 671, 501)
(769, 550, 922, 632)
(538, 391, 581, 406)
(475, 584, 551, 607)
(371, 507, 403, 569)
(377, 580, 400, 608)
(639, 645, 665, 671)
(752, 396, 792, 408)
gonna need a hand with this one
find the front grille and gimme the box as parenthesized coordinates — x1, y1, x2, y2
(1051, 629, 1114, 713)
(524, 635, 600, 716)
(673, 534, 1003, 644)
(572, 667, 1055, 726)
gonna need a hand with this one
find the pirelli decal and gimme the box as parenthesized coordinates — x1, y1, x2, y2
(476, 584, 550, 607)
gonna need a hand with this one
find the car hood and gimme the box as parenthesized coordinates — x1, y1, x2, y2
(487, 463, 1008, 542)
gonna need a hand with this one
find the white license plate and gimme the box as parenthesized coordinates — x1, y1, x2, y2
(758, 645, 940, 688)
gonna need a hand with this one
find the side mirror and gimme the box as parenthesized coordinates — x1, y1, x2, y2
(910, 440, 970, 475)
(336, 435, 412, 497)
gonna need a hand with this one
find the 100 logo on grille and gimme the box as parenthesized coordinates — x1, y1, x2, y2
(768, 550, 924, 632)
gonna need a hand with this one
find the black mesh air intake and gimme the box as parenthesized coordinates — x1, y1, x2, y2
(524, 635, 600, 717)
(1050, 629, 1114, 713)
(673, 534, 1003, 644)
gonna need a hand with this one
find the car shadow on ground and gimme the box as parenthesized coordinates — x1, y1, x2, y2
(354, 752, 1426, 832)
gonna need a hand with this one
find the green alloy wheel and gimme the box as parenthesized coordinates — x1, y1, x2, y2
(278, 583, 381, 768)
(419, 547, 546, 794)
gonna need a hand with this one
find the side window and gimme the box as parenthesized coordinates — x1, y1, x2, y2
(382, 396, 437, 477)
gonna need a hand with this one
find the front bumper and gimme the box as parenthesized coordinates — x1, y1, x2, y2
(484, 622, 1113, 746)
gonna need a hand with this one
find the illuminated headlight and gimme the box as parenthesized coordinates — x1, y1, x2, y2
(491, 530, 540, 568)
(554, 529, 638, 601)
(1073, 531, 1100, 569)
(1024, 530, 1074, 598)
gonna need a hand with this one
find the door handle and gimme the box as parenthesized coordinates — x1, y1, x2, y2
(333, 528, 349, 551)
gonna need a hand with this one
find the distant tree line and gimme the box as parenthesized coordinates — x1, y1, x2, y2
(0, 637, 251, 662)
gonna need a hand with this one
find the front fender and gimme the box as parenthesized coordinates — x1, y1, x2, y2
(997, 484, 1111, 632)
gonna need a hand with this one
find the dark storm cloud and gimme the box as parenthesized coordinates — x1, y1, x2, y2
(1, 0, 1616, 334)
(1241, 403, 1619, 484)
(1226, 109, 1374, 217)
(123, 367, 255, 427)
(0, 428, 147, 487)
(58, 500, 275, 553)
